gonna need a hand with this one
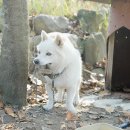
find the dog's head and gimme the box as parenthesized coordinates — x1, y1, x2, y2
(33, 30, 65, 69)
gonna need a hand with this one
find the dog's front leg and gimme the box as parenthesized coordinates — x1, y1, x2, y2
(43, 76, 54, 111)
(66, 87, 77, 114)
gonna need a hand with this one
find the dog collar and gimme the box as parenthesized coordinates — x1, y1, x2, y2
(45, 68, 66, 80)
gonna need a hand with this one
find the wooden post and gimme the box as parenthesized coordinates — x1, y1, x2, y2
(105, 33, 115, 90)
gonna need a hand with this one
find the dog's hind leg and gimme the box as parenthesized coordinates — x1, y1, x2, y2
(74, 90, 80, 105)
(74, 81, 81, 105)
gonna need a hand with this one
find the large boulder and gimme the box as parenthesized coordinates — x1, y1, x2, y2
(34, 14, 69, 35)
(77, 9, 107, 34)
(77, 38, 85, 55)
(83, 32, 106, 65)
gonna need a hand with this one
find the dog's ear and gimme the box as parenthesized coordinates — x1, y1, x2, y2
(41, 30, 48, 41)
(55, 35, 63, 47)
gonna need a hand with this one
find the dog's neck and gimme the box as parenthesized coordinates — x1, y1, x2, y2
(45, 67, 66, 79)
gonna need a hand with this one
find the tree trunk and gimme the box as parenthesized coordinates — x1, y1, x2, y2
(0, 0, 29, 106)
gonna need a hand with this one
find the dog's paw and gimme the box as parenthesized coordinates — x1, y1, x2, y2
(42, 104, 53, 111)
(67, 105, 77, 114)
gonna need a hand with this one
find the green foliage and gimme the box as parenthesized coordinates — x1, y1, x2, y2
(28, 0, 110, 17)
(0, 0, 2, 8)
(28, 0, 110, 32)
(0, 0, 109, 18)
(0, 0, 109, 33)
(77, 8, 109, 36)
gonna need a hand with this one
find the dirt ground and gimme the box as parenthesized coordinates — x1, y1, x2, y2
(0, 84, 130, 130)
(0, 63, 130, 130)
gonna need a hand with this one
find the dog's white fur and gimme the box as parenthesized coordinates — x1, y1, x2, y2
(34, 30, 82, 114)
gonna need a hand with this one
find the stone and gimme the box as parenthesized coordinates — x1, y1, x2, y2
(34, 14, 69, 35)
(77, 9, 108, 34)
(83, 32, 106, 65)
(0, 110, 5, 116)
(2, 115, 15, 124)
(77, 38, 85, 55)
(92, 68, 105, 76)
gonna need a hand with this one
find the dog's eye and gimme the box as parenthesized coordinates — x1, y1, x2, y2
(46, 52, 52, 56)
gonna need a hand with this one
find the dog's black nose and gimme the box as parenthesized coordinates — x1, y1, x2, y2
(34, 59, 40, 65)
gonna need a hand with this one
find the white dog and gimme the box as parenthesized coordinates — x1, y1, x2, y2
(33, 30, 82, 114)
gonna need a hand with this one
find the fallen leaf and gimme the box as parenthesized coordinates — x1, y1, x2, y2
(123, 111, 130, 118)
(105, 106, 115, 113)
(60, 123, 66, 130)
(99, 90, 111, 96)
(37, 86, 45, 94)
(66, 111, 77, 121)
(17, 110, 26, 120)
(54, 103, 62, 108)
(66, 111, 73, 121)
(4, 106, 16, 118)
(89, 115, 100, 120)
(118, 117, 125, 123)
(5, 123, 15, 129)
(88, 111, 98, 115)
(27, 98, 37, 104)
